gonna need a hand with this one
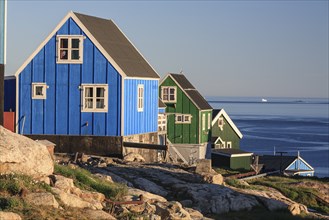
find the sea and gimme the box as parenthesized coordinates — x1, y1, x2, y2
(207, 96, 329, 178)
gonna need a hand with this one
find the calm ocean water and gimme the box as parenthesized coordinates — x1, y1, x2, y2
(207, 96, 329, 178)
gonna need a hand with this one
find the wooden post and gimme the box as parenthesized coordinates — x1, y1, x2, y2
(0, 64, 3, 126)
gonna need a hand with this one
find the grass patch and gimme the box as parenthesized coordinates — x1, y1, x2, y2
(54, 164, 127, 200)
(249, 176, 329, 214)
(210, 207, 313, 220)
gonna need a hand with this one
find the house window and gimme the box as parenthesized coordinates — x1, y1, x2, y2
(161, 86, 176, 103)
(208, 113, 211, 130)
(137, 84, 144, 112)
(57, 35, 84, 63)
(218, 117, 224, 130)
(81, 84, 108, 112)
(202, 114, 206, 131)
(175, 114, 191, 124)
(227, 142, 232, 148)
(32, 83, 47, 99)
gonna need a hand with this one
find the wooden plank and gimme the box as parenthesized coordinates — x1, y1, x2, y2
(123, 142, 167, 151)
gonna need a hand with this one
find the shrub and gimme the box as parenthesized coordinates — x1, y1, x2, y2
(54, 164, 127, 200)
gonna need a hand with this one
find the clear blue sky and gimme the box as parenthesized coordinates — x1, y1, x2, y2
(5, 1, 329, 98)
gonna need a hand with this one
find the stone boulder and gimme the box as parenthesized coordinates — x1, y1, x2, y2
(82, 209, 116, 220)
(24, 192, 59, 208)
(0, 212, 22, 220)
(0, 126, 54, 178)
(123, 152, 145, 162)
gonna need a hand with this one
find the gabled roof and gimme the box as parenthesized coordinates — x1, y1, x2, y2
(158, 98, 166, 108)
(212, 109, 243, 139)
(162, 73, 212, 110)
(15, 11, 159, 79)
(259, 155, 296, 171)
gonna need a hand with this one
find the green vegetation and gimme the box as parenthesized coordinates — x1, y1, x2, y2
(211, 207, 314, 220)
(213, 167, 250, 177)
(249, 176, 329, 214)
(54, 164, 127, 200)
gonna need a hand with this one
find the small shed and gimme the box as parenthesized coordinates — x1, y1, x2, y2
(212, 149, 253, 170)
(259, 155, 314, 176)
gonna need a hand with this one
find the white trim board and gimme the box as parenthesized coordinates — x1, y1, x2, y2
(212, 151, 253, 158)
(212, 109, 243, 139)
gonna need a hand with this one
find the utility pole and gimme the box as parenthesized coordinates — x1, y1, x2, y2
(276, 151, 288, 174)
(0, 0, 6, 126)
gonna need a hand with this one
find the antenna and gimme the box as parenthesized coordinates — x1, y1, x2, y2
(179, 68, 183, 74)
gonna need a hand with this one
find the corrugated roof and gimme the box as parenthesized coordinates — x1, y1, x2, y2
(169, 73, 212, 110)
(74, 12, 159, 79)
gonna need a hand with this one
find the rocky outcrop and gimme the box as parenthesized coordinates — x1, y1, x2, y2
(0, 126, 54, 178)
(24, 192, 59, 208)
(0, 211, 22, 220)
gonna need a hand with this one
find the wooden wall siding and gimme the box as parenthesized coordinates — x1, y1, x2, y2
(124, 79, 158, 136)
(18, 18, 122, 136)
(230, 156, 251, 170)
(4, 78, 16, 111)
(160, 77, 199, 144)
(287, 159, 312, 171)
(200, 111, 212, 144)
(212, 117, 240, 149)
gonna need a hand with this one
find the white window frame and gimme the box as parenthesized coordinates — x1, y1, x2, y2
(202, 114, 206, 131)
(81, 84, 108, 112)
(137, 84, 144, 112)
(161, 86, 177, 103)
(218, 117, 224, 131)
(175, 114, 192, 124)
(227, 142, 232, 149)
(32, 82, 47, 99)
(207, 113, 211, 130)
(57, 35, 84, 64)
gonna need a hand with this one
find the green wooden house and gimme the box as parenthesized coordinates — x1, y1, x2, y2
(159, 73, 213, 163)
(211, 109, 242, 149)
(211, 109, 253, 170)
(159, 73, 212, 145)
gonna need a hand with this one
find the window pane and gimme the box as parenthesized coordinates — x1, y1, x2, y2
(169, 94, 175, 100)
(177, 115, 182, 121)
(184, 116, 189, 122)
(169, 88, 175, 95)
(60, 50, 68, 59)
(72, 39, 80, 48)
(163, 88, 168, 95)
(60, 39, 68, 48)
(35, 86, 43, 96)
(85, 99, 93, 108)
(163, 94, 168, 101)
(71, 50, 79, 60)
(96, 99, 105, 108)
(85, 88, 93, 97)
(96, 88, 105, 97)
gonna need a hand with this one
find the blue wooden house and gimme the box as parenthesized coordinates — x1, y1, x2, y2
(259, 154, 314, 176)
(6, 12, 162, 157)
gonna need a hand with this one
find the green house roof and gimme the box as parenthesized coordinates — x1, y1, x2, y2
(167, 73, 212, 110)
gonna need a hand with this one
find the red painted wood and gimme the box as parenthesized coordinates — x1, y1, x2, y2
(4, 112, 15, 132)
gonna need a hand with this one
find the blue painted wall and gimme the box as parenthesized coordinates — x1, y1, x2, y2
(124, 79, 158, 136)
(18, 18, 122, 136)
(4, 77, 15, 111)
(287, 158, 313, 171)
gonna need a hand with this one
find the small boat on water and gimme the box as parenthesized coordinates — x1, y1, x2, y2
(261, 98, 268, 102)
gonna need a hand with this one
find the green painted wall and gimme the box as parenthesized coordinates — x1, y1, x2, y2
(160, 76, 211, 144)
(212, 116, 240, 149)
(200, 111, 212, 144)
(230, 156, 251, 170)
(160, 77, 198, 144)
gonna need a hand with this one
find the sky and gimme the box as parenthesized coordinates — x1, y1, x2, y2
(5, 0, 329, 98)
